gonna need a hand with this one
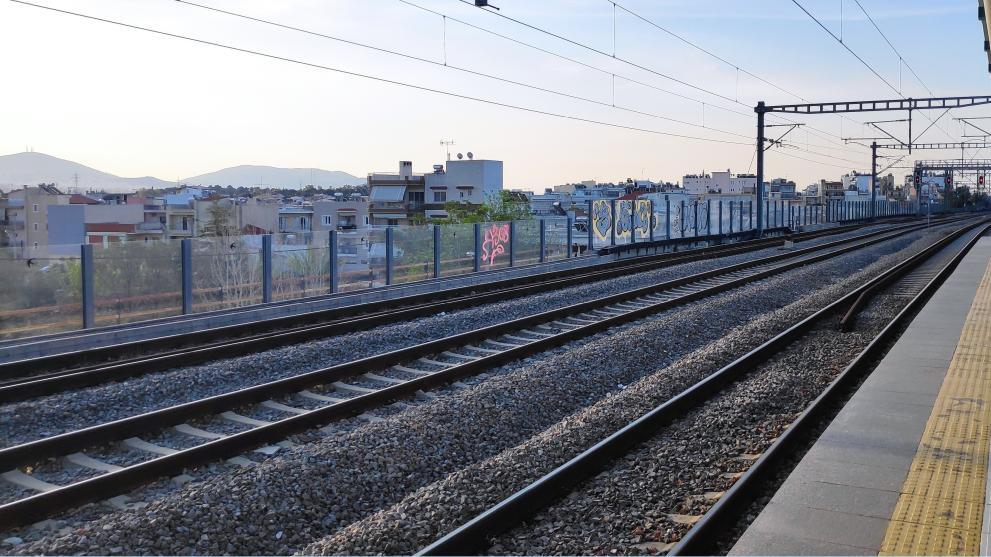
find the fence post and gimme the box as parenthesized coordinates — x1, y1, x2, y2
(693, 201, 699, 237)
(587, 200, 594, 255)
(665, 195, 671, 239)
(718, 200, 723, 236)
(729, 201, 735, 234)
(609, 199, 617, 246)
(739, 200, 744, 231)
(539, 218, 547, 263)
(473, 222, 481, 272)
(566, 217, 574, 258)
(433, 225, 441, 278)
(749, 200, 753, 230)
(262, 234, 272, 303)
(81, 243, 94, 329)
(181, 238, 193, 313)
(509, 220, 516, 266)
(385, 226, 394, 285)
(648, 199, 655, 242)
(706, 199, 711, 236)
(329, 230, 338, 293)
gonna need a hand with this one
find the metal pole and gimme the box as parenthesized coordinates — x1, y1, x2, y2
(648, 199, 655, 242)
(748, 200, 753, 230)
(329, 230, 339, 293)
(706, 199, 711, 236)
(566, 217, 573, 258)
(609, 199, 616, 246)
(739, 199, 744, 231)
(756, 102, 766, 236)
(587, 200, 594, 255)
(262, 234, 272, 303)
(680, 199, 686, 238)
(385, 226, 394, 285)
(509, 221, 516, 267)
(181, 238, 193, 314)
(81, 243, 94, 329)
(539, 218, 547, 263)
(729, 201, 734, 234)
(693, 201, 699, 238)
(665, 195, 671, 240)
(870, 142, 877, 221)
(718, 200, 723, 236)
(473, 222, 481, 272)
(433, 225, 441, 278)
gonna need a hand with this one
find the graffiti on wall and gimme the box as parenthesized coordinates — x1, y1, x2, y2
(634, 200, 651, 238)
(592, 200, 612, 242)
(481, 223, 509, 267)
(615, 200, 633, 240)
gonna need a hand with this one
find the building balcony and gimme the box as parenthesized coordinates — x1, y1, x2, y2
(136, 222, 165, 231)
(0, 220, 25, 230)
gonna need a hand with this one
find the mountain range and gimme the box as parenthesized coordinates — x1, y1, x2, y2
(0, 152, 364, 192)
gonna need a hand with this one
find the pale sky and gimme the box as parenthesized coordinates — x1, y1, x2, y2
(1, 0, 987, 190)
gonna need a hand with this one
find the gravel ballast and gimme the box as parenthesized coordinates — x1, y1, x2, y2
(297, 227, 957, 556)
(2, 223, 956, 555)
(0, 223, 903, 448)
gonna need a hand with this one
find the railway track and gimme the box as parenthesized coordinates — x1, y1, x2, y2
(414, 217, 990, 556)
(0, 220, 941, 402)
(0, 218, 962, 529)
(0, 219, 934, 388)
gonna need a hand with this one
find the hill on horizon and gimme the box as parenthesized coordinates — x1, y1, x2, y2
(0, 152, 364, 192)
(0, 152, 174, 192)
(183, 165, 362, 189)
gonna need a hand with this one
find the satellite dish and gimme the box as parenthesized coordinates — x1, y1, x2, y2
(467, 152, 474, 160)
(457, 153, 464, 159)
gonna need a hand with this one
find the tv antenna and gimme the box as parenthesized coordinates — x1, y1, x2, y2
(440, 139, 455, 161)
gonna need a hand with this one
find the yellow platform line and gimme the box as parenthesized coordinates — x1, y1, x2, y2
(880, 259, 991, 556)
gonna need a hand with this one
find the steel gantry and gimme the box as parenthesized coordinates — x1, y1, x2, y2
(755, 95, 991, 234)
(872, 143, 991, 210)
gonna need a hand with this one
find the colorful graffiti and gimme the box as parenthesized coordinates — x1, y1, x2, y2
(481, 223, 510, 267)
(615, 200, 633, 240)
(634, 199, 651, 238)
(592, 200, 612, 242)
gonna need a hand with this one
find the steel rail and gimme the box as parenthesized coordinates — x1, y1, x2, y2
(0, 226, 814, 379)
(0, 220, 952, 528)
(2, 215, 940, 379)
(0, 221, 924, 399)
(670, 221, 991, 556)
(416, 218, 989, 556)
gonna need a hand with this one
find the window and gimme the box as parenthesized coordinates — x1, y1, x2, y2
(32, 204, 38, 213)
(459, 191, 465, 198)
(32, 242, 38, 249)
(388, 219, 399, 226)
(33, 223, 38, 231)
(433, 191, 447, 203)
(322, 215, 334, 226)
(408, 191, 425, 204)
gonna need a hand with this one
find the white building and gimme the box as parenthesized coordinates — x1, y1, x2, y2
(424, 157, 504, 219)
(684, 170, 757, 196)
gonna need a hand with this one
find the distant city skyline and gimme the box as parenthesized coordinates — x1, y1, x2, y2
(1, 0, 985, 189)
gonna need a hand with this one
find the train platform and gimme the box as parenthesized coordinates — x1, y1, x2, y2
(731, 236, 991, 556)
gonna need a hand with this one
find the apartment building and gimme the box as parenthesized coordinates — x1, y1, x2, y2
(368, 157, 503, 224)
(1, 185, 70, 252)
(313, 199, 369, 231)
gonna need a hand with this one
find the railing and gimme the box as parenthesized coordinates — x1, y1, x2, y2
(0, 197, 939, 340)
(0, 220, 25, 230)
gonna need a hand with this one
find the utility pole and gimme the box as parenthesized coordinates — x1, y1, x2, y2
(756, 102, 765, 236)
(870, 141, 878, 220)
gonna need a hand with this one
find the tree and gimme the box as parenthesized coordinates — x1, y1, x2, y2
(412, 191, 532, 225)
(200, 202, 238, 237)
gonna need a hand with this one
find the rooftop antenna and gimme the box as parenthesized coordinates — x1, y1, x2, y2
(440, 139, 455, 161)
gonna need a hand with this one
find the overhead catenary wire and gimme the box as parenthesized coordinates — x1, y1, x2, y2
(173, 0, 752, 140)
(443, 0, 869, 159)
(792, 0, 956, 143)
(8, 0, 755, 146)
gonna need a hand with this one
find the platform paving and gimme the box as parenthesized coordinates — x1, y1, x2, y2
(731, 236, 991, 556)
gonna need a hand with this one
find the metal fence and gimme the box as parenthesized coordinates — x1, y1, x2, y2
(0, 197, 933, 340)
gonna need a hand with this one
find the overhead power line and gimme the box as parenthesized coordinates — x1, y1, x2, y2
(446, 0, 869, 159)
(174, 0, 751, 140)
(8, 0, 753, 145)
